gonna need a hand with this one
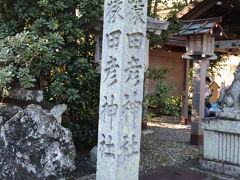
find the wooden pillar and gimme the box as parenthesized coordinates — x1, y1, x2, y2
(190, 58, 208, 145)
(181, 59, 190, 124)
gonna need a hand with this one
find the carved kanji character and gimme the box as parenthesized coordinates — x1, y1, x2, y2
(124, 56, 142, 86)
(120, 134, 138, 158)
(127, 32, 144, 49)
(107, 30, 121, 49)
(128, 0, 146, 24)
(106, 0, 124, 23)
(99, 134, 116, 158)
(104, 56, 120, 86)
(122, 91, 142, 128)
(101, 95, 118, 129)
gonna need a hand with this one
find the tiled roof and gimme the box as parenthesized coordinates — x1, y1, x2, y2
(176, 17, 227, 38)
(147, 17, 169, 35)
(86, 17, 169, 34)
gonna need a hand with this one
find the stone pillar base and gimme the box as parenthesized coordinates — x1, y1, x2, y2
(200, 159, 240, 178)
(190, 134, 203, 145)
(201, 118, 240, 178)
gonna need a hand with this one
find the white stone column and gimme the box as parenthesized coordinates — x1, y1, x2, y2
(96, 0, 148, 180)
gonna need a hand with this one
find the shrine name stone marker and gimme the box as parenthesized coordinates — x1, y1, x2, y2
(96, 0, 147, 179)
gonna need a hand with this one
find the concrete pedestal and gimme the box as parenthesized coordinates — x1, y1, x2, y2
(201, 118, 240, 178)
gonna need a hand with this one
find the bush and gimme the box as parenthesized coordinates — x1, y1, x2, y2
(0, 0, 103, 147)
(145, 82, 181, 117)
(144, 67, 181, 118)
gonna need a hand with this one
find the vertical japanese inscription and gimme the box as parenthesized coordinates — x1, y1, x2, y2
(97, 0, 147, 177)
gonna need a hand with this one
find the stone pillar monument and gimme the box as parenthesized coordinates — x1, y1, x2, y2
(96, 0, 148, 179)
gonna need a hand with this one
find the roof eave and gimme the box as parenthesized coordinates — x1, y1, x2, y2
(175, 0, 205, 19)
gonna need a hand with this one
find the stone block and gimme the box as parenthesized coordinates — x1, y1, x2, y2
(8, 89, 43, 102)
(50, 104, 67, 124)
(200, 159, 240, 178)
(0, 104, 76, 179)
(0, 104, 23, 119)
(89, 146, 98, 167)
(142, 129, 154, 135)
(201, 118, 240, 177)
(202, 118, 240, 134)
(96, 0, 149, 179)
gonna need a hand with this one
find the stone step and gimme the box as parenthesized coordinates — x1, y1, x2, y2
(189, 167, 236, 180)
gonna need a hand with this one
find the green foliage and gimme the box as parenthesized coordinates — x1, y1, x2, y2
(209, 54, 228, 77)
(0, 65, 15, 90)
(188, 54, 228, 98)
(145, 66, 170, 80)
(148, 18, 183, 47)
(0, 30, 63, 88)
(144, 67, 181, 118)
(79, 0, 104, 23)
(165, 0, 193, 19)
(17, 67, 36, 88)
(0, 0, 103, 146)
(147, 0, 190, 47)
(145, 82, 181, 117)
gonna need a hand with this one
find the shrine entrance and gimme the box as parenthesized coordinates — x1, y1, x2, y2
(141, 0, 240, 178)
(176, 0, 240, 145)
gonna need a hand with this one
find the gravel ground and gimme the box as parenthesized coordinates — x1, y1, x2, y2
(69, 116, 203, 179)
(140, 116, 202, 175)
(67, 151, 95, 179)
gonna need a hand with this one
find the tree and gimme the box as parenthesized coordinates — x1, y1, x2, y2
(0, 0, 104, 146)
(148, 0, 194, 18)
(147, 0, 194, 47)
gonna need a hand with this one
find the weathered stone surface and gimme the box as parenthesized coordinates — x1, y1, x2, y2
(202, 118, 240, 162)
(96, 0, 149, 179)
(200, 159, 240, 178)
(0, 104, 76, 180)
(8, 89, 43, 102)
(0, 105, 23, 119)
(0, 116, 8, 127)
(202, 118, 240, 134)
(50, 104, 68, 124)
(89, 146, 97, 167)
(217, 63, 240, 119)
(78, 174, 96, 180)
(201, 118, 240, 177)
